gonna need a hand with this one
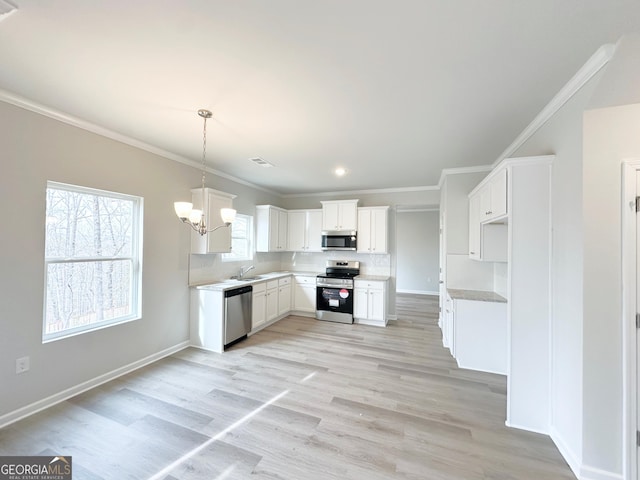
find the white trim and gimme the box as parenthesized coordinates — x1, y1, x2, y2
(396, 289, 439, 296)
(396, 207, 439, 213)
(580, 465, 624, 480)
(282, 184, 440, 199)
(550, 426, 582, 480)
(0, 341, 190, 429)
(493, 44, 616, 167)
(437, 165, 493, 189)
(621, 159, 640, 480)
(0, 90, 281, 196)
(504, 420, 549, 436)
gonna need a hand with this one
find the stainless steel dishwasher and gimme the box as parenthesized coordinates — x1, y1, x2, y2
(224, 285, 253, 348)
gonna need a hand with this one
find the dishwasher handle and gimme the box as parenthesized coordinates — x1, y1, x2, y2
(224, 285, 253, 298)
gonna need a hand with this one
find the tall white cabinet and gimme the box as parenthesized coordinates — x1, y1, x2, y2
(503, 156, 552, 434)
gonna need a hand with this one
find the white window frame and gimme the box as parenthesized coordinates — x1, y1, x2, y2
(43, 181, 143, 342)
(222, 213, 254, 262)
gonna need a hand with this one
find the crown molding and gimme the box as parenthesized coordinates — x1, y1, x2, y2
(281, 184, 440, 199)
(0, 89, 281, 196)
(437, 164, 493, 189)
(493, 43, 616, 167)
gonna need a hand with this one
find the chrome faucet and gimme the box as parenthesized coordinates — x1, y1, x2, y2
(238, 265, 255, 279)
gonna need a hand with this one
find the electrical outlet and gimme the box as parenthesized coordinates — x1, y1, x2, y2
(15, 356, 29, 374)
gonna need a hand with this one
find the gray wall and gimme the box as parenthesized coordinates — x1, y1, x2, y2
(0, 101, 198, 418)
(396, 210, 439, 294)
(512, 34, 640, 477)
(0, 98, 440, 420)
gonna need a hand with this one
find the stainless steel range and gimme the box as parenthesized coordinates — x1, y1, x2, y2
(316, 260, 360, 324)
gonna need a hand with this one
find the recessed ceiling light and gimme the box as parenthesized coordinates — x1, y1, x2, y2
(334, 167, 347, 177)
(250, 157, 274, 168)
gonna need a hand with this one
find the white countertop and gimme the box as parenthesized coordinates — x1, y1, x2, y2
(193, 271, 322, 291)
(447, 288, 507, 303)
(355, 275, 390, 281)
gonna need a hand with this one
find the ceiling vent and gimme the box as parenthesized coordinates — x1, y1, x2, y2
(250, 157, 274, 168)
(0, 0, 16, 22)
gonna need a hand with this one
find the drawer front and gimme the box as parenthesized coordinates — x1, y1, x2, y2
(354, 280, 384, 290)
(252, 281, 267, 294)
(278, 276, 292, 286)
(267, 279, 279, 290)
(295, 275, 316, 285)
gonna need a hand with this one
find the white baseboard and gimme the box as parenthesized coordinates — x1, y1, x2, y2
(504, 419, 549, 436)
(0, 341, 190, 429)
(549, 426, 581, 479)
(580, 465, 623, 480)
(396, 289, 439, 296)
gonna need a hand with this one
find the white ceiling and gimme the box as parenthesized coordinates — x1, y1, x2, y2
(0, 1, 639, 195)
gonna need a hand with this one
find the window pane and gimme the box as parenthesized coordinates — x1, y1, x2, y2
(44, 260, 132, 336)
(45, 188, 134, 258)
(222, 214, 253, 262)
(43, 182, 142, 342)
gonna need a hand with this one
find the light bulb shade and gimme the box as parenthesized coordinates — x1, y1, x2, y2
(189, 209, 203, 224)
(220, 208, 236, 224)
(174, 201, 193, 220)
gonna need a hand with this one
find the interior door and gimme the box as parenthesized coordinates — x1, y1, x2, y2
(636, 171, 640, 478)
(439, 211, 446, 328)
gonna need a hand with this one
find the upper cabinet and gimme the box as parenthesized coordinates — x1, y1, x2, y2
(357, 207, 389, 254)
(190, 188, 236, 254)
(468, 168, 508, 262)
(287, 209, 323, 252)
(256, 205, 288, 252)
(321, 200, 359, 231)
(468, 194, 481, 260)
(479, 168, 508, 222)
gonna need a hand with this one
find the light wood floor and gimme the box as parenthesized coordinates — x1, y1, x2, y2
(0, 294, 574, 479)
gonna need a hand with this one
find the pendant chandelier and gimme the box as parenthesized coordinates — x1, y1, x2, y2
(174, 109, 236, 235)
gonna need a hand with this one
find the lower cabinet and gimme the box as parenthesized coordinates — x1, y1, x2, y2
(453, 299, 507, 375)
(248, 275, 298, 333)
(265, 280, 279, 322)
(277, 277, 292, 316)
(293, 275, 316, 314)
(354, 279, 387, 327)
(443, 293, 454, 353)
(252, 282, 267, 330)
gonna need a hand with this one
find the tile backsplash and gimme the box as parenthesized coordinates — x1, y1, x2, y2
(189, 251, 392, 286)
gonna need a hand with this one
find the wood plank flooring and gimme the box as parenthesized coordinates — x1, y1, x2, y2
(0, 294, 575, 479)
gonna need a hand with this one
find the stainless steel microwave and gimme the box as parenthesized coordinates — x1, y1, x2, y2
(321, 231, 357, 251)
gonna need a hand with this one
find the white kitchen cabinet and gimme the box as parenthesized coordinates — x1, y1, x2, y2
(190, 286, 225, 353)
(354, 278, 387, 326)
(357, 206, 389, 254)
(293, 275, 316, 314)
(468, 168, 508, 262)
(190, 188, 236, 254)
(251, 282, 267, 330)
(442, 293, 454, 352)
(287, 209, 323, 252)
(277, 276, 292, 316)
(265, 279, 279, 322)
(256, 205, 288, 252)
(453, 298, 507, 375)
(479, 168, 507, 222)
(321, 199, 358, 231)
(468, 194, 481, 260)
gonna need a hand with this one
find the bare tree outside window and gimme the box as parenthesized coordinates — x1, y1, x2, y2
(222, 214, 253, 262)
(43, 182, 142, 342)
